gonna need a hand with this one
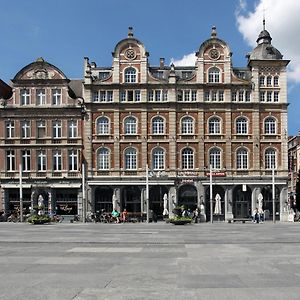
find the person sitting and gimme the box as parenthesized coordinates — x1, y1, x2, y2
(252, 208, 260, 223)
(111, 209, 120, 223)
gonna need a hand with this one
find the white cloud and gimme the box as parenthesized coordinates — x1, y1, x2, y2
(236, 0, 300, 82)
(170, 52, 197, 66)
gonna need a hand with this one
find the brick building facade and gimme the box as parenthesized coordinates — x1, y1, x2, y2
(0, 25, 290, 221)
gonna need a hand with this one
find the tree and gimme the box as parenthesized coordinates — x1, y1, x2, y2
(295, 169, 300, 211)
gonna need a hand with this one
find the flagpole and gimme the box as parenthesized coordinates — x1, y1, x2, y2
(19, 164, 23, 222)
(82, 162, 86, 223)
(210, 164, 213, 224)
(146, 164, 149, 223)
(272, 167, 275, 223)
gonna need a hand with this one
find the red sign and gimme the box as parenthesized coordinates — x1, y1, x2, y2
(206, 172, 226, 177)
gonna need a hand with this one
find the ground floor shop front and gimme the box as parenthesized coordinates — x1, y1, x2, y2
(87, 176, 288, 222)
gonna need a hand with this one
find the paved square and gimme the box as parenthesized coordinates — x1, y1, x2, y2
(0, 222, 300, 300)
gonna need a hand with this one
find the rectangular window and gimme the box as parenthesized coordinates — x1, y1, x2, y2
(274, 91, 279, 102)
(212, 90, 217, 101)
(259, 92, 265, 102)
(184, 90, 190, 102)
(135, 90, 141, 102)
(127, 90, 134, 101)
(53, 150, 62, 171)
(6, 150, 15, 171)
(21, 121, 30, 138)
(36, 89, 46, 105)
(120, 90, 126, 102)
(245, 91, 251, 102)
(231, 91, 237, 102)
(148, 90, 154, 101)
(52, 89, 61, 105)
(93, 91, 99, 102)
(191, 90, 197, 101)
(37, 120, 46, 138)
(52, 120, 62, 138)
(177, 90, 183, 101)
(155, 90, 161, 101)
(107, 91, 113, 102)
(22, 150, 31, 172)
(100, 91, 106, 102)
(218, 90, 224, 101)
(204, 91, 210, 101)
(68, 150, 78, 171)
(68, 120, 77, 138)
(239, 90, 244, 102)
(163, 90, 168, 101)
(21, 89, 30, 105)
(99, 72, 110, 80)
(5, 121, 15, 138)
(37, 150, 46, 172)
(267, 91, 272, 102)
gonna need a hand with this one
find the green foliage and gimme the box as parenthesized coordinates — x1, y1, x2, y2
(27, 215, 51, 224)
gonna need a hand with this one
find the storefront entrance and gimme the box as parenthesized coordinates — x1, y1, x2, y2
(121, 186, 141, 213)
(178, 184, 197, 211)
(232, 185, 252, 218)
(149, 185, 168, 219)
(94, 187, 113, 213)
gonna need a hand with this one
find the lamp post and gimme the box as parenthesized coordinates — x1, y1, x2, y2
(146, 164, 149, 223)
(272, 167, 276, 223)
(82, 162, 86, 223)
(19, 164, 23, 222)
(210, 164, 213, 224)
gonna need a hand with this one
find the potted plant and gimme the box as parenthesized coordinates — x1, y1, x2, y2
(167, 206, 192, 225)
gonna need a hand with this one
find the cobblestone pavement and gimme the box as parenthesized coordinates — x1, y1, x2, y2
(0, 222, 300, 300)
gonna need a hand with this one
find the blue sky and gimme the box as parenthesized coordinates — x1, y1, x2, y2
(1, 0, 299, 135)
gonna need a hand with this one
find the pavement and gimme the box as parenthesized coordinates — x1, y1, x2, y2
(0, 221, 300, 300)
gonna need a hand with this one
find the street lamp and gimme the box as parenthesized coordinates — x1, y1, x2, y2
(19, 164, 23, 222)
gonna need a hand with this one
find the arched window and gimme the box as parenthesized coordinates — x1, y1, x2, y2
(273, 76, 279, 87)
(125, 148, 137, 170)
(97, 117, 109, 135)
(236, 148, 248, 169)
(152, 147, 165, 170)
(265, 148, 276, 169)
(98, 148, 110, 170)
(264, 117, 276, 134)
(267, 76, 272, 87)
(152, 117, 164, 134)
(124, 67, 136, 83)
(236, 117, 248, 134)
(124, 117, 137, 134)
(209, 117, 220, 134)
(181, 117, 194, 134)
(259, 75, 265, 86)
(209, 148, 221, 169)
(182, 148, 194, 169)
(208, 67, 220, 83)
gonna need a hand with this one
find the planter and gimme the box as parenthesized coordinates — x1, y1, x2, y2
(169, 219, 192, 225)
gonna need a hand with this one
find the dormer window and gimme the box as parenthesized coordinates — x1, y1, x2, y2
(124, 67, 136, 83)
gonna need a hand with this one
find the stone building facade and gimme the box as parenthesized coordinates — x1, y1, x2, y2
(0, 25, 290, 221)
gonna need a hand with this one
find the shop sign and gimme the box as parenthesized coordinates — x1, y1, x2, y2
(205, 172, 226, 177)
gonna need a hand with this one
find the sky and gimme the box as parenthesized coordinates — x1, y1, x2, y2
(1, 0, 300, 135)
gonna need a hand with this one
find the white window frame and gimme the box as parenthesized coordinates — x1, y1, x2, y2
(264, 117, 276, 134)
(36, 88, 46, 105)
(125, 148, 137, 170)
(6, 150, 15, 171)
(153, 147, 165, 170)
(209, 148, 221, 170)
(208, 67, 220, 83)
(53, 150, 62, 171)
(152, 117, 164, 135)
(265, 149, 276, 169)
(124, 67, 136, 83)
(98, 148, 110, 170)
(52, 89, 61, 105)
(236, 117, 248, 134)
(209, 117, 221, 134)
(97, 117, 109, 135)
(22, 150, 31, 172)
(124, 117, 137, 135)
(37, 150, 47, 172)
(68, 150, 78, 171)
(182, 148, 194, 170)
(68, 120, 78, 138)
(21, 89, 30, 105)
(181, 117, 194, 134)
(236, 148, 248, 169)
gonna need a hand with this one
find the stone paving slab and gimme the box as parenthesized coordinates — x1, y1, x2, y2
(1, 222, 300, 299)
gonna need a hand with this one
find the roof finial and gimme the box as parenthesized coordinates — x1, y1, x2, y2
(263, 7, 266, 30)
(128, 26, 133, 38)
(211, 26, 217, 38)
